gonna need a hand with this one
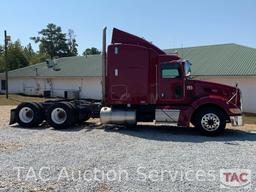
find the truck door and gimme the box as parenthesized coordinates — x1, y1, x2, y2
(158, 62, 184, 102)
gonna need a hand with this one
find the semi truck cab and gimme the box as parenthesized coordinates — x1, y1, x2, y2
(101, 28, 243, 135)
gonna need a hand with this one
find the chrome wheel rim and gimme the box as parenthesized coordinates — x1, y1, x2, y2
(19, 107, 34, 123)
(51, 108, 67, 124)
(201, 113, 220, 131)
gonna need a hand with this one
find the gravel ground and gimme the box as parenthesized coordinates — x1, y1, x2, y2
(0, 106, 14, 128)
(0, 106, 256, 191)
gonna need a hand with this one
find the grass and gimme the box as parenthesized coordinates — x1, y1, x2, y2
(243, 113, 256, 125)
(0, 94, 49, 105)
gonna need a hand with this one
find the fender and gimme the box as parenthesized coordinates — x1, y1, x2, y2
(178, 96, 232, 127)
(191, 95, 231, 114)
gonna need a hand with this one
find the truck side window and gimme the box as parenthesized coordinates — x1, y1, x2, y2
(161, 63, 180, 79)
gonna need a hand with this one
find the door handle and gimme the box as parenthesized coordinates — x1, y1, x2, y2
(114, 69, 118, 77)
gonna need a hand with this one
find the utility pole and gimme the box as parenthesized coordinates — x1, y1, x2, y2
(4, 30, 11, 99)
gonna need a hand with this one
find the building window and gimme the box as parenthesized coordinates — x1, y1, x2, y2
(1, 80, 6, 90)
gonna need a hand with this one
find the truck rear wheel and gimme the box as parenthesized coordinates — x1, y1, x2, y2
(46, 102, 75, 129)
(16, 102, 44, 127)
(194, 108, 226, 136)
(80, 115, 90, 123)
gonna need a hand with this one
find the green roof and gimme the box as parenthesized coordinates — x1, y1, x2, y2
(0, 55, 102, 78)
(165, 43, 256, 76)
(1, 43, 256, 78)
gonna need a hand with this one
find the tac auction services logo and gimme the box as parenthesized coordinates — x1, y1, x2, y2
(220, 169, 251, 189)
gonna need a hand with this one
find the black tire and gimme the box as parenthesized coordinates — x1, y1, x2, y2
(46, 102, 76, 129)
(191, 118, 196, 127)
(83, 115, 90, 122)
(36, 102, 44, 110)
(35, 102, 45, 120)
(194, 108, 226, 136)
(16, 102, 44, 127)
(65, 102, 79, 122)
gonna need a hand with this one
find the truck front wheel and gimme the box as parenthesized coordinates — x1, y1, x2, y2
(46, 102, 75, 129)
(194, 108, 226, 136)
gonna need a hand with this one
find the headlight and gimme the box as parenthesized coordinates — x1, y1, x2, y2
(229, 108, 242, 114)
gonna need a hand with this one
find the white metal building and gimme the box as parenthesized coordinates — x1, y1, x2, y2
(0, 55, 102, 100)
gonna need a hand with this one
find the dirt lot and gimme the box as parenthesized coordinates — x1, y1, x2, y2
(0, 105, 256, 191)
(0, 106, 15, 128)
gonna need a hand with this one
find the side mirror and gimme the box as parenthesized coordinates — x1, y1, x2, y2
(184, 60, 192, 77)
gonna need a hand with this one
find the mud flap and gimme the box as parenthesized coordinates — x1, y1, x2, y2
(9, 109, 17, 125)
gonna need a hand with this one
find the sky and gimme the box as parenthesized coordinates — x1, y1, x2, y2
(0, 0, 256, 54)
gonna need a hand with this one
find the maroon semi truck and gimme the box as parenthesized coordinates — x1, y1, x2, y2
(10, 28, 243, 135)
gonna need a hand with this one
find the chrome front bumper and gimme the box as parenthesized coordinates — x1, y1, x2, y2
(230, 116, 243, 126)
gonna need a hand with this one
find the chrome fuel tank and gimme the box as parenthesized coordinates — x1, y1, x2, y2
(100, 107, 136, 125)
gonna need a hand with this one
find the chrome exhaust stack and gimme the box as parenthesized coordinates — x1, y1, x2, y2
(102, 27, 107, 105)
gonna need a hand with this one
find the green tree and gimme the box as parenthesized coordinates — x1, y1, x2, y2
(23, 43, 49, 65)
(6, 40, 29, 70)
(0, 45, 3, 55)
(82, 47, 101, 56)
(0, 44, 5, 72)
(30, 52, 49, 64)
(23, 43, 34, 62)
(67, 29, 78, 56)
(31, 23, 70, 59)
(0, 55, 4, 72)
(0, 40, 29, 71)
